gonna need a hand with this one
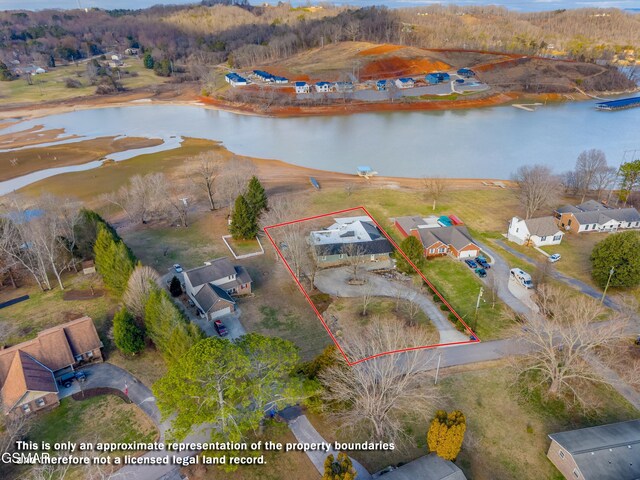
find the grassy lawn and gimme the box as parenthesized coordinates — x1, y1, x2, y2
(539, 234, 601, 287)
(421, 257, 512, 340)
(107, 348, 168, 388)
(0, 58, 166, 104)
(325, 296, 439, 345)
(0, 273, 117, 346)
(182, 420, 320, 480)
(225, 237, 264, 256)
(307, 363, 639, 479)
(19, 138, 219, 205)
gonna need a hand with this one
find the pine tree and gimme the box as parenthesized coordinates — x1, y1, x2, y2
(113, 307, 145, 355)
(395, 235, 426, 274)
(169, 276, 182, 297)
(229, 194, 258, 240)
(245, 176, 268, 214)
(93, 223, 136, 297)
(143, 52, 155, 69)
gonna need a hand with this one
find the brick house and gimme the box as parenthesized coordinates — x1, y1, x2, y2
(183, 257, 252, 320)
(0, 316, 103, 418)
(555, 200, 640, 234)
(395, 216, 480, 259)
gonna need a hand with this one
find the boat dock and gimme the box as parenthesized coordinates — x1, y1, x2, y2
(596, 97, 640, 111)
(309, 177, 320, 190)
(357, 166, 378, 179)
(512, 103, 543, 112)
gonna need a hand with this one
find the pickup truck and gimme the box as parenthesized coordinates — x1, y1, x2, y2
(57, 371, 87, 388)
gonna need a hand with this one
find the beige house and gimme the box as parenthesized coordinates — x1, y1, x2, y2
(547, 419, 640, 480)
(0, 316, 103, 418)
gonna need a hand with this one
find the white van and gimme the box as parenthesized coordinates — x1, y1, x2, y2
(510, 268, 534, 289)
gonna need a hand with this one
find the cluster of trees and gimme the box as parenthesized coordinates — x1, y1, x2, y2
(323, 453, 356, 480)
(152, 334, 312, 455)
(427, 410, 466, 461)
(229, 176, 268, 240)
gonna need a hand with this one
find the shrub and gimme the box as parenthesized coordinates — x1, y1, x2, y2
(64, 77, 82, 88)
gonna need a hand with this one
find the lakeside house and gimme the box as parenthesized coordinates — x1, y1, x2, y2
(309, 216, 393, 267)
(225, 72, 248, 87)
(554, 200, 640, 233)
(457, 68, 474, 78)
(333, 81, 354, 92)
(547, 419, 640, 480)
(0, 317, 103, 418)
(294, 81, 310, 93)
(395, 216, 480, 259)
(253, 70, 274, 82)
(507, 216, 564, 247)
(183, 257, 252, 320)
(273, 75, 289, 84)
(314, 81, 332, 93)
(376, 79, 388, 91)
(426, 72, 451, 84)
(395, 77, 415, 89)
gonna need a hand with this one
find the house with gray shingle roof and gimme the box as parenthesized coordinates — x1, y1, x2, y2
(507, 216, 564, 247)
(183, 257, 252, 320)
(411, 226, 480, 259)
(378, 453, 467, 480)
(547, 419, 640, 480)
(555, 201, 640, 234)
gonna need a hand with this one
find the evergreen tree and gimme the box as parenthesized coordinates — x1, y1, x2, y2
(245, 176, 268, 214)
(93, 223, 136, 296)
(591, 231, 640, 288)
(0, 61, 13, 81)
(47, 54, 56, 68)
(229, 194, 258, 240)
(427, 410, 466, 461)
(169, 276, 182, 297)
(143, 52, 155, 69)
(395, 235, 426, 274)
(113, 307, 145, 355)
(322, 453, 356, 480)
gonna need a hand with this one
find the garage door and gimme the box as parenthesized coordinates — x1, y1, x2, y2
(210, 307, 231, 320)
(459, 250, 477, 259)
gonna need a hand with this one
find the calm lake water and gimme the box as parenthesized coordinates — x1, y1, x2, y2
(1, 97, 639, 191)
(4, 0, 640, 11)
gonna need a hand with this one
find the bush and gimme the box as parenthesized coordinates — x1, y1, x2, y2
(64, 77, 82, 88)
(169, 276, 182, 297)
(440, 304, 449, 311)
(433, 294, 442, 303)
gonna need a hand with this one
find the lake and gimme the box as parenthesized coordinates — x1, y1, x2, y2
(0, 97, 639, 193)
(4, 0, 640, 12)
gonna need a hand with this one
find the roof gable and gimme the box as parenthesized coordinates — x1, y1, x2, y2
(1, 351, 57, 413)
(523, 216, 562, 237)
(184, 258, 236, 288)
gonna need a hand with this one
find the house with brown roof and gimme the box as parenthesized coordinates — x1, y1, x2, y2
(555, 200, 640, 234)
(183, 257, 252, 320)
(507, 216, 565, 247)
(0, 316, 103, 417)
(395, 216, 480, 259)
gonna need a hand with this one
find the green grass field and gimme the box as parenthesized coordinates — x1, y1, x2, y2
(0, 58, 166, 104)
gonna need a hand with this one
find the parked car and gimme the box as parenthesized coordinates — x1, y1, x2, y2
(173, 264, 183, 273)
(548, 253, 561, 263)
(475, 256, 491, 269)
(58, 372, 76, 388)
(464, 259, 477, 269)
(214, 319, 228, 337)
(474, 267, 487, 278)
(75, 371, 87, 383)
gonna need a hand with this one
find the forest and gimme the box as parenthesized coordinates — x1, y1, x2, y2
(0, 3, 639, 74)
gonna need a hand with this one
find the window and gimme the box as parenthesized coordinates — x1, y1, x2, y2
(36, 398, 45, 408)
(568, 219, 572, 226)
(74, 354, 83, 362)
(438, 247, 446, 253)
(22, 404, 30, 413)
(573, 468, 580, 478)
(540, 236, 547, 241)
(558, 450, 565, 459)
(86, 351, 94, 359)
(553, 235, 562, 241)
(429, 248, 435, 254)
(584, 225, 589, 231)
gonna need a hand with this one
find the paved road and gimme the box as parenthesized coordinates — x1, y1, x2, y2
(287, 413, 372, 480)
(314, 267, 468, 344)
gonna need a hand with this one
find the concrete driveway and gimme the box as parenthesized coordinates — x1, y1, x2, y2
(314, 267, 469, 344)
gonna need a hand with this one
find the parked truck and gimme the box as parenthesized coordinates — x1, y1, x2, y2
(510, 268, 534, 289)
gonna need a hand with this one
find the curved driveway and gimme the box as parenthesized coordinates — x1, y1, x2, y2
(314, 267, 469, 344)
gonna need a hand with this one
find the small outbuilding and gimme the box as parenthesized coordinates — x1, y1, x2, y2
(457, 68, 474, 78)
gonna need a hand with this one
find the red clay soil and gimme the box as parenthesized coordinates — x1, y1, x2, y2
(198, 92, 519, 117)
(358, 44, 405, 56)
(360, 56, 450, 80)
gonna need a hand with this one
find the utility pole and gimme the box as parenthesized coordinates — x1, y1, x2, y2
(434, 353, 442, 385)
(473, 286, 484, 333)
(600, 267, 615, 305)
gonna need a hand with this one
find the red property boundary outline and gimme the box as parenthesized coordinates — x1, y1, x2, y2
(263, 206, 480, 366)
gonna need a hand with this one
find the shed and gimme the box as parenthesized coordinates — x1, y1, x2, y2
(457, 68, 474, 78)
(437, 216, 453, 227)
(81, 260, 96, 275)
(448, 215, 464, 226)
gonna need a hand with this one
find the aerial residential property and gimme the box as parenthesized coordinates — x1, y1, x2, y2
(183, 257, 252, 319)
(507, 216, 565, 246)
(554, 200, 640, 233)
(0, 317, 103, 417)
(309, 216, 394, 266)
(547, 420, 640, 480)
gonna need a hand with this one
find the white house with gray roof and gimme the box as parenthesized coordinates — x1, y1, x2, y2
(547, 419, 640, 480)
(309, 216, 393, 267)
(183, 257, 252, 320)
(507, 216, 564, 247)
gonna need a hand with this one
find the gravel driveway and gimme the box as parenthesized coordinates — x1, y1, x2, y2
(314, 267, 469, 344)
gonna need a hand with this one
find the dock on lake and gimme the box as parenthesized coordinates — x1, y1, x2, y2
(357, 166, 378, 179)
(596, 97, 640, 111)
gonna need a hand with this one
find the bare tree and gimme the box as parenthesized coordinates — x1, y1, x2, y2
(513, 285, 629, 403)
(215, 157, 256, 212)
(186, 151, 221, 211)
(343, 243, 368, 281)
(575, 149, 608, 203)
(102, 173, 167, 224)
(0, 400, 31, 459)
(123, 265, 162, 317)
(319, 317, 440, 443)
(361, 285, 374, 316)
(592, 166, 618, 201)
(404, 296, 422, 326)
(513, 165, 562, 219)
(276, 223, 308, 280)
(422, 176, 448, 211)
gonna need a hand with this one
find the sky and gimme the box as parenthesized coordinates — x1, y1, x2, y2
(2, 0, 639, 12)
